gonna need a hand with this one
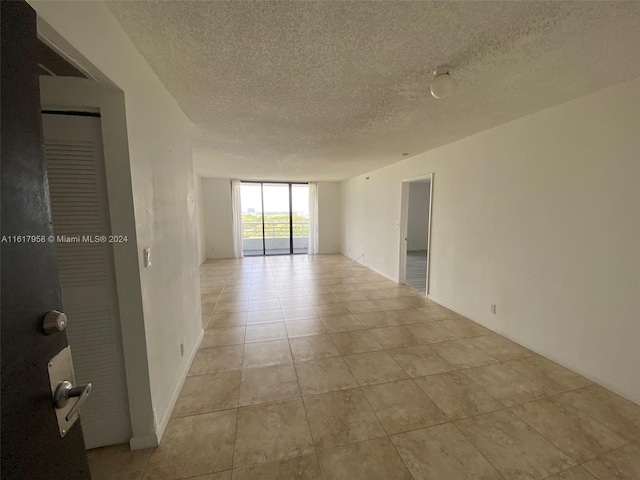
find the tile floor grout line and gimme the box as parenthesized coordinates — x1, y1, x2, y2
(288, 334, 321, 459)
(231, 450, 320, 475)
(549, 384, 640, 441)
(134, 445, 154, 480)
(310, 428, 391, 453)
(449, 420, 508, 480)
(354, 377, 422, 480)
(508, 397, 634, 468)
(228, 342, 243, 472)
(457, 359, 598, 409)
(417, 364, 511, 413)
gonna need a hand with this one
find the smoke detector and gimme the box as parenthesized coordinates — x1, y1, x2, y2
(430, 65, 453, 99)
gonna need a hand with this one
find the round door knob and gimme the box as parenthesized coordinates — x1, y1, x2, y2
(43, 310, 67, 335)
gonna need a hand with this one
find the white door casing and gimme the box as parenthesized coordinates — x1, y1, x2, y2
(398, 174, 434, 296)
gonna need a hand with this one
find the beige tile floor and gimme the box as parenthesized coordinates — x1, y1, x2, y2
(88, 254, 640, 480)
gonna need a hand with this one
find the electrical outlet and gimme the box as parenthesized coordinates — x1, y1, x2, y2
(490, 303, 497, 314)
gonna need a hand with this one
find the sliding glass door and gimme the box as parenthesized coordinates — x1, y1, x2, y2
(239, 183, 263, 256)
(241, 182, 309, 256)
(292, 184, 310, 254)
(263, 183, 291, 255)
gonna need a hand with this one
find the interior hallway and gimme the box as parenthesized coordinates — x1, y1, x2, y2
(88, 254, 640, 479)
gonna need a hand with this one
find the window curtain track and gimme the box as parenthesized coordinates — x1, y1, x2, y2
(308, 182, 319, 255)
(231, 179, 244, 258)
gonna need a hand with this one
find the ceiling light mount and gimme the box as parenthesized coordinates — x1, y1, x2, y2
(430, 64, 454, 99)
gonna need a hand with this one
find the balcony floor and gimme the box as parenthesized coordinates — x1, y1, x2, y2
(244, 248, 308, 256)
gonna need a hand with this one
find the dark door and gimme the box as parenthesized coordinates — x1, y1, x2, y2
(1, 2, 91, 479)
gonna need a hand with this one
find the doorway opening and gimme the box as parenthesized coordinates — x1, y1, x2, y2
(399, 175, 433, 295)
(42, 112, 131, 449)
(240, 182, 310, 256)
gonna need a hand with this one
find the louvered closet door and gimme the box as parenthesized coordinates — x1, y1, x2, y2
(42, 113, 131, 449)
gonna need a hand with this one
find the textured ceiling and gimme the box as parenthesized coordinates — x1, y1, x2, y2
(106, 1, 640, 181)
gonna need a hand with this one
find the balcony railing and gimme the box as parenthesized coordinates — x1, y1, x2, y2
(242, 221, 309, 239)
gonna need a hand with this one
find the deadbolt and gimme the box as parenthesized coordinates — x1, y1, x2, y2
(43, 310, 67, 335)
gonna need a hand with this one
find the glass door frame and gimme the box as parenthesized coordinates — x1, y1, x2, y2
(241, 181, 309, 256)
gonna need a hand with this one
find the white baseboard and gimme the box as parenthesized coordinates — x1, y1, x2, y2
(364, 263, 399, 283)
(341, 251, 399, 284)
(129, 434, 158, 450)
(152, 327, 205, 444)
(427, 293, 639, 404)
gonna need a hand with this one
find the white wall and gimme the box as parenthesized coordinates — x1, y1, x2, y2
(202, 178, 234, 259)
(341, 78, 640, 404)
(318, 182, 341, 254)
(201, 179, 341, 258)
(194, 174, 206, 264)
(407, 181, 430, 251)
(32, 1, 203, 447)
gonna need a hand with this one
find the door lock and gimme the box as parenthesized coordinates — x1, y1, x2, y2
(47, 346, 92, 437)
(53, 381, 92, 421)
(43, 310, 67, 335)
